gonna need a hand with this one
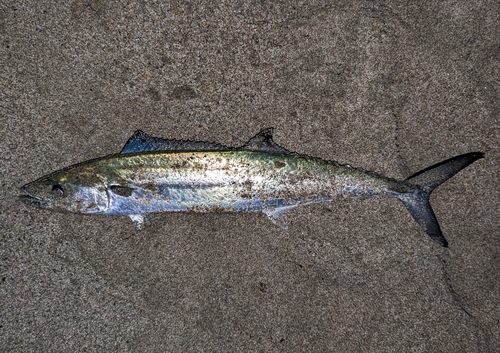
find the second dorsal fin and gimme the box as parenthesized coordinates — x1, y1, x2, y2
(242, 128, 288, 153)
(120, 130, 230, 154)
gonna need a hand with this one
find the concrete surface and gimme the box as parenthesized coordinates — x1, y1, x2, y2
(1, 1, 498, 352)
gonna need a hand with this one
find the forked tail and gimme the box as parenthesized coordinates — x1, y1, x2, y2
(398, 152, 484, 247)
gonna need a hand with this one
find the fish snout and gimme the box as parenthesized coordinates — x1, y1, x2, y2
(19, 182, 51, 208)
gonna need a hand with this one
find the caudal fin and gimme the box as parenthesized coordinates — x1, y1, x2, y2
(398, 152, 484, 247)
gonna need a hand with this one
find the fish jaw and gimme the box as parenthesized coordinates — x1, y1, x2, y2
(19, 183, 50, 208)
(19, 177, 110, 215)
(19, 179, 60, 209)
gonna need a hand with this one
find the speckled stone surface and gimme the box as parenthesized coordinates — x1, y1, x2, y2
(1, 1, 498, 352)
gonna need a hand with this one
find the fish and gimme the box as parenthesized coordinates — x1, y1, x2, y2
(20, 128, 484, 247)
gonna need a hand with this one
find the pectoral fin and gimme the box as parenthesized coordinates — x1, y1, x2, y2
(109, 185, 135, 197)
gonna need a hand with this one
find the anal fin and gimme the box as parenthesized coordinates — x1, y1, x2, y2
(263, 205, 297, 229)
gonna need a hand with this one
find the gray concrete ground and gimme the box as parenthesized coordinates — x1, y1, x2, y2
(1, 1, 499, 352)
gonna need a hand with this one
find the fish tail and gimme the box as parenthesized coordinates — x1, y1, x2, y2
(397, 152, 484, 247)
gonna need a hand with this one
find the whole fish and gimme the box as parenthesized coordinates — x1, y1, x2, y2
(20, 128, 483, 247)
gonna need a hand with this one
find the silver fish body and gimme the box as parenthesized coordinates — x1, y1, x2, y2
(20, 128, 484, 246)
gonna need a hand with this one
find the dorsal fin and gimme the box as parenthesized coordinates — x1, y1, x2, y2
(242, 128, 289, 153)
(120, 130, 229, 154)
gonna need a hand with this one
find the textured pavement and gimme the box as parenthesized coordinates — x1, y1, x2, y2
(1, 1, 499, 352)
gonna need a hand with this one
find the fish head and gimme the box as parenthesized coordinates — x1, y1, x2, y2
(20, 170, 109, 214)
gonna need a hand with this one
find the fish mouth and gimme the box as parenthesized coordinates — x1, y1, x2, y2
(19, 186, 48, 208)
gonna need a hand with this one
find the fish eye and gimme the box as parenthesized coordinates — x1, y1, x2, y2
(51, 184, 64, 195)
